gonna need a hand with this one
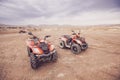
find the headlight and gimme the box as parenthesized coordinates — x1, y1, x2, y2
(33, 48, 40, 53)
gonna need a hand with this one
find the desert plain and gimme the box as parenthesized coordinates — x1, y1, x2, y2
(0, 25, 120, 80)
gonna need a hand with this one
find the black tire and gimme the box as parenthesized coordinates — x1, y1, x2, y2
(51, 51, 58, 62)
(71, 43, 81, 54)
(59, 40, 66, 49)
(30, 53, 38, 69)
(82, 43, 88, 50)
(84, 43, 88, 50)
(27, 47, 31, 57)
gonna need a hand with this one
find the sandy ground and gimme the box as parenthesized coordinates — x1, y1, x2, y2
(0, 26, 120, 80)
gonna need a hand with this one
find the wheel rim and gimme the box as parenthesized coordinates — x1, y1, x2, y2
(73, 46, 78, 52)
(60, 42, 63, 47)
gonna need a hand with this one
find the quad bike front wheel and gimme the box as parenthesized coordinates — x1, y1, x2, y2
(51, 51, 58, 62)
(82, 43, 88, 50)
(59, 40, 65, 49)
(71, 43, 81, 54)
(30, 53, 38, 69)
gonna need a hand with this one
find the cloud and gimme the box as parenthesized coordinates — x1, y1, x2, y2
(0, 0, 120, 25)
(21, 10, 120, 25)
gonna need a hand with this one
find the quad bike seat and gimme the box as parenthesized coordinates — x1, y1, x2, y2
(63, 35, 71, 39)
(63, 35, 72, 44)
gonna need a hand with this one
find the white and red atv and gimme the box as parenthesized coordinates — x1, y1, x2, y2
(59, 30, 88, 54)
(26, 32, 57, 69)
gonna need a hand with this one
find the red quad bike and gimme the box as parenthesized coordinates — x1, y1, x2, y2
(26, 32, 57, 69)
(59, 30, 88, 54)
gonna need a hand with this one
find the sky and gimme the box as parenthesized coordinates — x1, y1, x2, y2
(0, 0, 120, 25)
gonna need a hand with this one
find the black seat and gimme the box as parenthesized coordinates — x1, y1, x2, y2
(63, 35, 72, 44)
(63, 35, 71, 39)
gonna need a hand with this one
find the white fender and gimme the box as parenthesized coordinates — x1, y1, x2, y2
(75, 39, 82, 45)
(60, 37, 67, 42)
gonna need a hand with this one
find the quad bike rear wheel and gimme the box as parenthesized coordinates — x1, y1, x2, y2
(51, 51, 58, 62)
(59, 40, 65, 49)
(30, 53, 38, 69)
(71, 43, 81, 54)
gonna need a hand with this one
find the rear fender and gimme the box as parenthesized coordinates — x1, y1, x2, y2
(59, 37, 67, 42)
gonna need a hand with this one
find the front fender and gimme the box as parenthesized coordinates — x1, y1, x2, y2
(49, 45, 55, 51)
(74, 39, 82, 45)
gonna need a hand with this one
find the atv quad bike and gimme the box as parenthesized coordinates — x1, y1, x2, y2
(59, 30, 88, 54)
(26, 32, 57, 69)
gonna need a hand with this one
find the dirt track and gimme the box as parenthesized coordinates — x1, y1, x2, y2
(0, 27, 120, 80)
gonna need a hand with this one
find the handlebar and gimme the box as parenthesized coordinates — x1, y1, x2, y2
(71, 30, 80, 35)
(28, 32, 51, 40)
(44, 35, 51, 40)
